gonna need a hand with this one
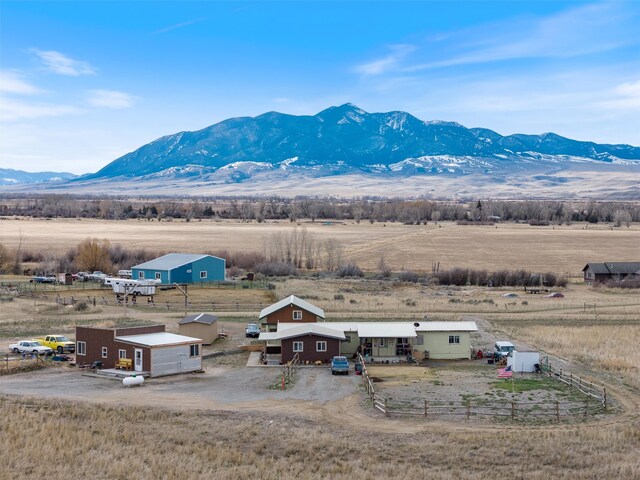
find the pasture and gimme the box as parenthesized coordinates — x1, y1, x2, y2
(0, 218, 639, 478)
(1, 217, 639, 275)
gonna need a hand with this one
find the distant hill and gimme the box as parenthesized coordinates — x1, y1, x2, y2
(0, 168, 77, 186)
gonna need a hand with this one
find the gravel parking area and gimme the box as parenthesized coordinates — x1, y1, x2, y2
(0, 358, 360, 410)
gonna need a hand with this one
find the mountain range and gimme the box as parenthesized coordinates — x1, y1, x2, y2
(0, 168, 77, 187)
(4, 104, 640, 198)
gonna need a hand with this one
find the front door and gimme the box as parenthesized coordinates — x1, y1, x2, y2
(134, 348, 143, 372)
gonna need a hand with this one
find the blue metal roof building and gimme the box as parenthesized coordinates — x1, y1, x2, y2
(132, 253, 225, 284)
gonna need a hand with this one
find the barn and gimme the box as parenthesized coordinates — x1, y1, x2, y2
(75, 325, 203, 377)
(132, 253, 225, 284)
(178, 313, 219, 345)
(259, 295, 325, 332)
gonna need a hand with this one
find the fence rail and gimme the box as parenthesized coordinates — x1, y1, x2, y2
(357, 354, 608, 421)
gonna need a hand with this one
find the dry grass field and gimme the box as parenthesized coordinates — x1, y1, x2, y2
(1, 218, 639, 478)
(1, 396, 639, 479)
(1, 217, 638, 274)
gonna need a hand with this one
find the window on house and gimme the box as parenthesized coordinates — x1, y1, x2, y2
(397, 337, 408, 345)
(316, 341, 327, 352)
(292, 310, 303, 320)
(416, 334, 424, 345)
(155, 272, 161, 280)
(101, 347, 108, 358)
(77, 341, 86, 356)
(190, 344, 200, 357)
(293, 341, 303, 352)
(449, 335, 460, 344)
(200, 271, 207, 279)
(138, 271, 144, 279)
(118, 349, 127, 359)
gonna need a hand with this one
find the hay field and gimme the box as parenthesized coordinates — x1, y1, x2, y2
(1, 397, 639, 479)
(1, 218, 638, 275)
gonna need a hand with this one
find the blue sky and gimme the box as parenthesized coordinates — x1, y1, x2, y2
(1, 1, 639, 174)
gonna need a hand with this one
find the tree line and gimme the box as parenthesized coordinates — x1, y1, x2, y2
(0, 194, 638, 225)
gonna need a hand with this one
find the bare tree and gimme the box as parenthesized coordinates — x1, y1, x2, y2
(76, 238, 113, 273)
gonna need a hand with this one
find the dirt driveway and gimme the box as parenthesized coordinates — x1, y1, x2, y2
(0, 359, 360, 412)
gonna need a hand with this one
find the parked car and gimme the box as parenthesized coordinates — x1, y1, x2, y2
(9, 340, 53, 355)
(331, 356, 349, 375)
(30, 276, 56, 283)
(245, 323, 261, 338)
(494, 341, 515, 359)
(545, 292, 565, 298)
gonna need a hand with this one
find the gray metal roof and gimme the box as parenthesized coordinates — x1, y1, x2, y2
(583, 262, 640, 275)
(133, 253, 222, 271)
(179, 313, 218, 325)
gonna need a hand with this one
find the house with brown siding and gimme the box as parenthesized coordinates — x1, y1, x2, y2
(258, 324, 344, 363)
(75, 325, 203, 377)
(259, 295, 325, 331)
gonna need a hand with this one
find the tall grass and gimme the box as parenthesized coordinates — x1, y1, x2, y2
(501, 325, 640, 389)
(1, 397, 639, 479)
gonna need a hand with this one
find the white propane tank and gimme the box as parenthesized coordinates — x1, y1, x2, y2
(122, 375, 144, 387)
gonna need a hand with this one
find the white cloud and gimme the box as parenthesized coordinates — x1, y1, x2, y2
(31, 49, 96, 76)
(152, 18, 205, 35)
(86, 89, 137, 109)
(0, 71, 43, 94)
(0, 97, 82, 121)
(597, 80, 640, 111)
(354, 44, 416, 76)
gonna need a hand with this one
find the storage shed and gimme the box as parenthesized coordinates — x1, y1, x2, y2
(507, 350, 541, 373)
(75, 325, 203, 377)
(132, 253, 225, 284)
(178, 313, 218, 345)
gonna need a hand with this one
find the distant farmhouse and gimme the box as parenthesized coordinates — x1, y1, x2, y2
(132, 253, 225, 284)
(582, 262, 640, 283)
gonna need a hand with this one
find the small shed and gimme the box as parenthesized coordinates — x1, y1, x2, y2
(259, 324, 345, 363)
(132, 253, 225, 284)
(178, 313, 219, 345)
(507, 350, 541, 373)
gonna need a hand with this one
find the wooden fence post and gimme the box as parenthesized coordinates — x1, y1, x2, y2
(467, 400, 471, 420)
(424, 400, 428, 418)
(556, 401, 560, 421)
(511, 401, 515, 420)
(569, 372, 573, 388)
(384, 398, 388, 417)
(603, 388, 607, 411)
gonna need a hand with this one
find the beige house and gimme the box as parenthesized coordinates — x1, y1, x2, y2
(412, 321, 478, 360)
(178, 313, 218, 345)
